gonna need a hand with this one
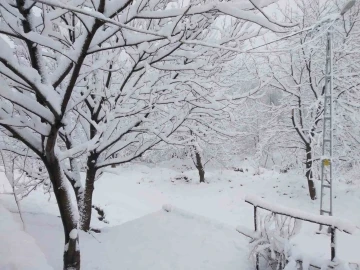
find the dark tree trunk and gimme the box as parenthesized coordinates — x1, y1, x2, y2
(291, 107, 318, 201)
(305, 144, 317, 200)
(80, 152, 98, 231)
(44, 130, 80, 270)
(63, 136, 83, 208)
(79, 105, 100, 231)
(194, 149, 205, 183)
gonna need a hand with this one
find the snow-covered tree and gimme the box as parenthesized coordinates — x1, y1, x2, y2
(0, 0, 293, 268)
(252, 0, 360, 200)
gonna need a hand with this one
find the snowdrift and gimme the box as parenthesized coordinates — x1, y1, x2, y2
(81, 207, 251, 270)
(17, 205, 251, 270)
(0, 203, 53, 270)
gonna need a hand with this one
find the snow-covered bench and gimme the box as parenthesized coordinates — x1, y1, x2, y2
(236, 194, 359, 270)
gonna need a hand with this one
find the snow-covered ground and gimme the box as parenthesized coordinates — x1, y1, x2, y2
(12, 206, 251, 270)
(1, 160, 360, 269)
(0, 203, 53, 270)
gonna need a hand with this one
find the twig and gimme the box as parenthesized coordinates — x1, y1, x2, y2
(88, 230, 102, 243)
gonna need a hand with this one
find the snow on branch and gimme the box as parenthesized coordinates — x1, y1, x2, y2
(32, 0, 172, 38)
(0, 39, 61, 117)
(136, 3, 295, 31)
(0, 78, 55, 124)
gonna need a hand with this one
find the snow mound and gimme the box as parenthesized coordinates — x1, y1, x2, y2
(19, 206, 252, 270)
(80, 209, 252, 269)
(0, 203, 53, 270)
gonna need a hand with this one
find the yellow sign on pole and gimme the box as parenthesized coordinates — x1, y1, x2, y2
(323, 159, 331, 166)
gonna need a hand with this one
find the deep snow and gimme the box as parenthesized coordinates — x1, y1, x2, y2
(12, 207, 251, 270)
(1, 160, 360, 269)
(0, 203, 53, 270)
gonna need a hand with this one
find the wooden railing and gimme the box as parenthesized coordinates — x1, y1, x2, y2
(236, 194, 358, 270)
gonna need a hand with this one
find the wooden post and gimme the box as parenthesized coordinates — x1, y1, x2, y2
(330, 227, 336, 260)
(254, 206, 259, 270)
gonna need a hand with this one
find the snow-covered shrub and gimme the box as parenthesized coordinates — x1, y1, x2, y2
(250, 213, 302, 270)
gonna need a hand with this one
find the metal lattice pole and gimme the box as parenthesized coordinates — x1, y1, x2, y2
(319, 29, 334, 231)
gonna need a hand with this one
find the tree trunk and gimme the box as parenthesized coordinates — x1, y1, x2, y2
(45, 156, 80, 269)
(45, 128, 80, 270)
(305, 144, 317, 200)
(194, 149, 205, 183)
(79, 152, 97, 231)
